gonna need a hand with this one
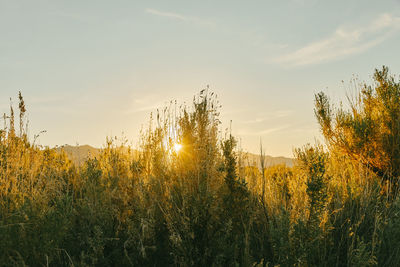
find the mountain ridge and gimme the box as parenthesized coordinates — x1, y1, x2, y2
(56, 145, 294, 167)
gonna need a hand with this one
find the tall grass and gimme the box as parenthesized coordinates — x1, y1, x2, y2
(1, 84, 400, 266)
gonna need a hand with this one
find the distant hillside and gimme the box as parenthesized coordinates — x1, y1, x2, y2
(56, 145, 100, 166)
(240, 152, 295, 168)
(57, 145, 294, 168)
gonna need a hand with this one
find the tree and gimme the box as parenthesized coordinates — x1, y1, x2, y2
(315, 66, 400, 190)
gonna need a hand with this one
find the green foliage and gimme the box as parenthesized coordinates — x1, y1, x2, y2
(315, 66, 400, 191)
(2, 71, 400, 267)
(296, 144, 329, 221)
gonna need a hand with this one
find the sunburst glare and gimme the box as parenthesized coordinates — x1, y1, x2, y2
(173, 143, 182, 153)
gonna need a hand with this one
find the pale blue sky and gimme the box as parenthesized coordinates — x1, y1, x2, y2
(1, 0, 400, 156)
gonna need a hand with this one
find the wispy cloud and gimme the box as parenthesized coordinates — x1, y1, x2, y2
(242, 118, 267, 124)
(27, 96, 65, 105)
(125, 103, 165, 114)
(275, 13, 400, 66)
(125, 94, 168, 114)
(241, 110, 293, 124)
(145, 8, 213, 27)
(291, 0, 318, 6)
(146, 8, 189, 21)
(237, 125, 290, 136)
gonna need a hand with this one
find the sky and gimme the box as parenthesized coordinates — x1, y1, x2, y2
(1, 0, 400, 157)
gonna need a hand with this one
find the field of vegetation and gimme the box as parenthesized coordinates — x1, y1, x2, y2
(2, 66, 400, 266)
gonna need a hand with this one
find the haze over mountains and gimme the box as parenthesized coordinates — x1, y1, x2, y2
(57, 145, 294, 167)
(56, 145, 101, 166)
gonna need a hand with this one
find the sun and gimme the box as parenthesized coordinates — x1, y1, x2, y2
(173, 143, 182, 153)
